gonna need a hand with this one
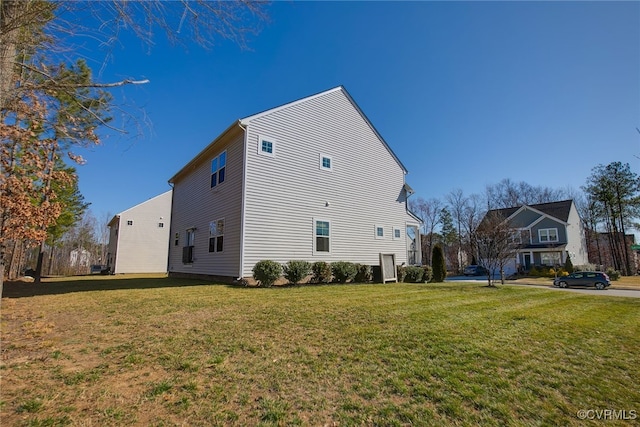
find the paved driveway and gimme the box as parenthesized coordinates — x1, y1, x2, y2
(446, 276, 640, 298)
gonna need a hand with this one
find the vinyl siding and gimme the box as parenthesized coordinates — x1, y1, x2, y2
(110, 190, 172, 274)
(241, 88, 412, 276)
(565, 203, 589, 265)
(168, 131, 244, 277)
(532, 217, 567, 244)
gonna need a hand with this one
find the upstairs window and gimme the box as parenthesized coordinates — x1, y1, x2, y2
(393, 227, 401, 240)
(258, 135, 276, 157)
(320, 154, 332, 171)
(209, 219, 225, 253)
(211, 151, 227, 188)
(375, 225, 384, 239)
(539, 228, 558, 243)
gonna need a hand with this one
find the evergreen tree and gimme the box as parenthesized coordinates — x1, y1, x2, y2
(431, 244, 447, 283)
(564, 254, 574, 274)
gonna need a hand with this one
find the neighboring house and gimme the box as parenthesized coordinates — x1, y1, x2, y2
(107, 190, 172, 274)
(480, 200, 588, 276)
(168, 86, 422, 281)
(70, 248, 91, 268)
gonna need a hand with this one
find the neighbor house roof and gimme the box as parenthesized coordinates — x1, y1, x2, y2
(494, 199, 573, 223)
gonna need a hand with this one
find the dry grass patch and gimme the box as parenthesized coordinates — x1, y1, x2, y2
(1, 277, 639, 426)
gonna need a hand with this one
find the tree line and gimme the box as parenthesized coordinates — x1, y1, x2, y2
(0, 1, 268, 288)
(410, 168, 640, 278)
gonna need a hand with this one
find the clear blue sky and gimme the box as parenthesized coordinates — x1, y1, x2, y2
(73, 1, 639, 221)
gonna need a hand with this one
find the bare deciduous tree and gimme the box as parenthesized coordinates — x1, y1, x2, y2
(475, 210, 520, 287)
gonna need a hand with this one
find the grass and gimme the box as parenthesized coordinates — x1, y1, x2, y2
(2, 275, 639, 426)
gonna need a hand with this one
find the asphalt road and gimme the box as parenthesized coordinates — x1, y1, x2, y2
(446, 276, 640, 298)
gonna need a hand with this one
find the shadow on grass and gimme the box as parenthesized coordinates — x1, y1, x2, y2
(2, 276, 221, 299)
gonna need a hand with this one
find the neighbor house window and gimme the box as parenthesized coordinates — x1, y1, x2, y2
(540, 252, 561, 266)
(539, 228, 558, 243)
(315, 219, 330, 253)
(210, 151, 227, 188)
(320, 154, 332, 171)
(393, 227, 401, 240)
(208, 219, 224, 253)
(375, 225, 384, 239)
(174, 233, 180, 246)
(258, 135, 276, 157)
(158, 222, 164, 228)
(127, 220, 133, 226)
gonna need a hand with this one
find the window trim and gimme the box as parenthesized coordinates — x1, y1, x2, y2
(319, 154, 332, 171)
(375, 225, 385, 239)
(258, 135, 276, 158)
(392, 227, 401, 240)
(210, 150, 227, 188)
(313, 218, 331, 254)
(208, 218, 225, 253)
(538, 228, 559, 243)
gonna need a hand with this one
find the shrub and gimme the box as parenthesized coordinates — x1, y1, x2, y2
(396, 265, 406, 282)
(548, 268, 556, 278)
(332, 261, 357, 283)
(606, 267, 620, 281)
(252, 260, 282, 287)
(529, 266, 540, 277)
(354, 264, 373, 283)
(564, 255, 574, 274)
(311, 261, 332, 283)
(421, 265, 433, 283)
(283, 260, 311, 285)
(403, 266, 424, 283)
(431, 245, 446, 282)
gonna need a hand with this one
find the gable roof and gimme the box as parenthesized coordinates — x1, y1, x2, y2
(486, 199, 574, 227)
(240, 86, 408, 173)
(108, 190, 173, 226)
(169, 86, 409, 183)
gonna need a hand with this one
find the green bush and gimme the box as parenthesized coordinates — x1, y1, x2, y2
(283, 260, 311, 285)
(311, 261, 332, 283)
(331, 261, 357, 283)
(252, 260, 282, 287)
(431, 245, 446, 282)
(421, 265, 433, 283)
(605, 267, 620, 281)
(354, 264, 373, 283)
(396, 265, 407, 282)
(403, 266, 424, 283)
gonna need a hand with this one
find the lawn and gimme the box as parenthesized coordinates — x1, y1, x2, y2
(1, 276, 639, 426)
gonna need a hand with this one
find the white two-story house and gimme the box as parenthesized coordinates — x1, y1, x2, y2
(167, 86, 421, 281)
(483, 199, 588, 275)
(107, 190, 172, 274)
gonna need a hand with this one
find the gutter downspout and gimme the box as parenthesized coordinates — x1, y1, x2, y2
(237, 120, 248, 279)
(166, 182, 175, 275)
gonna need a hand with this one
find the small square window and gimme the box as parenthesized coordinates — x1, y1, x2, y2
(127, 220, 133, 226)
(258, 135, 276, 157)
(320, 154, 333, 171)
(320, 154, 332, 171)
(158, 222, 164, 228)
